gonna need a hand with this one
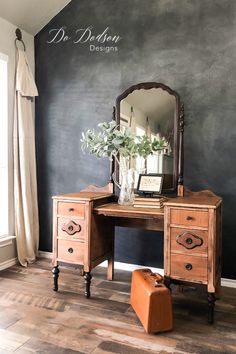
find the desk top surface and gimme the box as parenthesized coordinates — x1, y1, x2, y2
(52, 191, 113, 201)
(53, 190, 222, 217)
(164, 191, 222, 209)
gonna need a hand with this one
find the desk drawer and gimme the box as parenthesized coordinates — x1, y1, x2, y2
(170, 254, 207, 282)
(57, 239, 84, 263)
(57, 218, 85, 240)
(57, 202, 85, 218)
(170, 208, 208, 228)
(171, 228, 208, 255)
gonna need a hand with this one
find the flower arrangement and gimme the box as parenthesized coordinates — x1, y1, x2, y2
(81, 121, 167, 164)
(81, 121, 167, 205)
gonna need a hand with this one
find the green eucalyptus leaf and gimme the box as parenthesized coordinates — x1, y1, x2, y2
(80, 121, 166, 160)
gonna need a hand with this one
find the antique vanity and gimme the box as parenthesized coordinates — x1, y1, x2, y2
(52, 83, 222, 324)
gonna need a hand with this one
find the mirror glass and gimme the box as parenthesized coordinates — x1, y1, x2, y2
(116, 83, 181, 193)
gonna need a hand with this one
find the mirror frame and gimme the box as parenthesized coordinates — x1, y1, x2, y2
(113, 82, 184, 195)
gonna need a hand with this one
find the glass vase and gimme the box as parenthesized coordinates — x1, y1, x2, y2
(118, 157, 135, 205)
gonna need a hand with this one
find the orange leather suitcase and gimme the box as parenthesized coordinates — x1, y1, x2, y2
(130, 269, 173, 333)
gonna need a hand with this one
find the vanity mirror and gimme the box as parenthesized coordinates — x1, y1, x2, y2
(114, 82, 184, 195)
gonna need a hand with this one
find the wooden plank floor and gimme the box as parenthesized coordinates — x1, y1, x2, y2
(0, 258, 235, 354)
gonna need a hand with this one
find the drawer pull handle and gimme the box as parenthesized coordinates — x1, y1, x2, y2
(186, 237, 193, 244)
(186, 216, 193, 221)
(185, 263, 192, 271)
(62, 221, 81, 235)
(176, 232, 203, 249)
(69, 208, 74, 212)
(68, 247, 73, 254)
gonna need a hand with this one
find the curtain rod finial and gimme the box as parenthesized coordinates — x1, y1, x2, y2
(15, 28, 22, 41)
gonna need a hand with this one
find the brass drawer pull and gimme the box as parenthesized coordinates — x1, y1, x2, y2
(186, 237, 193, 244)
(68, 247, 73, 254)
(69, 208, 74, 212)
(186, 216, 193, 221)
(185, 263, 193, 271)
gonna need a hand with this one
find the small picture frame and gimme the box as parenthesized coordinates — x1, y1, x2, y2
(137, 174, 164, 196)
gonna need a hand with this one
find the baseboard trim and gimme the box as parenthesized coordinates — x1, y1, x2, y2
(38, 250, 53, 260)
(0, 257, 18, 271)
(99, 260, 164, 276)
(38, 251, 236, 288)
(221, 278, 236, 289)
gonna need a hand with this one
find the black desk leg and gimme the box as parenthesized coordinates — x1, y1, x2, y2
(164, 276, 171, 289)
(84, 272, 92, 298)
(207, 292, 216, 324)
(52, 266, 60, 291)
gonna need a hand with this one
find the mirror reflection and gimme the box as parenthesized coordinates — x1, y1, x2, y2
(119, 88, 176, 187)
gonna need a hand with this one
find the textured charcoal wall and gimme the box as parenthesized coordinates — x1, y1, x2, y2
(35, 0, 236, 278)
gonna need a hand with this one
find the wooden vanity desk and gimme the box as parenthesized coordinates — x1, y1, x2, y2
(52, 82, 222, 323)
(52, 189, 222, 324)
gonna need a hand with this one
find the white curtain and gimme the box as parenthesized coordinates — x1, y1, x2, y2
(13, 48, 39, 266)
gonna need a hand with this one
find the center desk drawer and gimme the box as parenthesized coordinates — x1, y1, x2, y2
(170, 208, 208, 228)
(57, 239, 84, 264)
(57, 202, 85, 218)
(57, 218, 85, 240)
(170, 254, 207, 282)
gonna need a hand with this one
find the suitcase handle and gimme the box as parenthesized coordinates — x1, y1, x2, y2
(151, 273, 163, 282)
(151, 273, 163, 286)
(141, 269, 163, 286)
(154, 280, 163, 287)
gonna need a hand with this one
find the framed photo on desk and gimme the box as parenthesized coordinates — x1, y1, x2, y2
(137, 174, 164, 195)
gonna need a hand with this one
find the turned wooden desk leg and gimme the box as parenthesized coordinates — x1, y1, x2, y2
(84, 272, 92, 298)
(207, 292, 216, 324)
(107, 227, 115, 281)
(107, 256, 114, 281)
(52, 266, 60, 291)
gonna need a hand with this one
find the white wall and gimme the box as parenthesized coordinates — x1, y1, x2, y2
(0, 16, 35, 265)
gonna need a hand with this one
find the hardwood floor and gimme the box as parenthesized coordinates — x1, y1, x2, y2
(0, 258, 235, 354)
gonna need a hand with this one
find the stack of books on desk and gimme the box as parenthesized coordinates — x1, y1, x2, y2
(133, 196, 167, 208)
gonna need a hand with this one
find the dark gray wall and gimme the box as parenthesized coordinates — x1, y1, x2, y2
(35, 0, 236, 279)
